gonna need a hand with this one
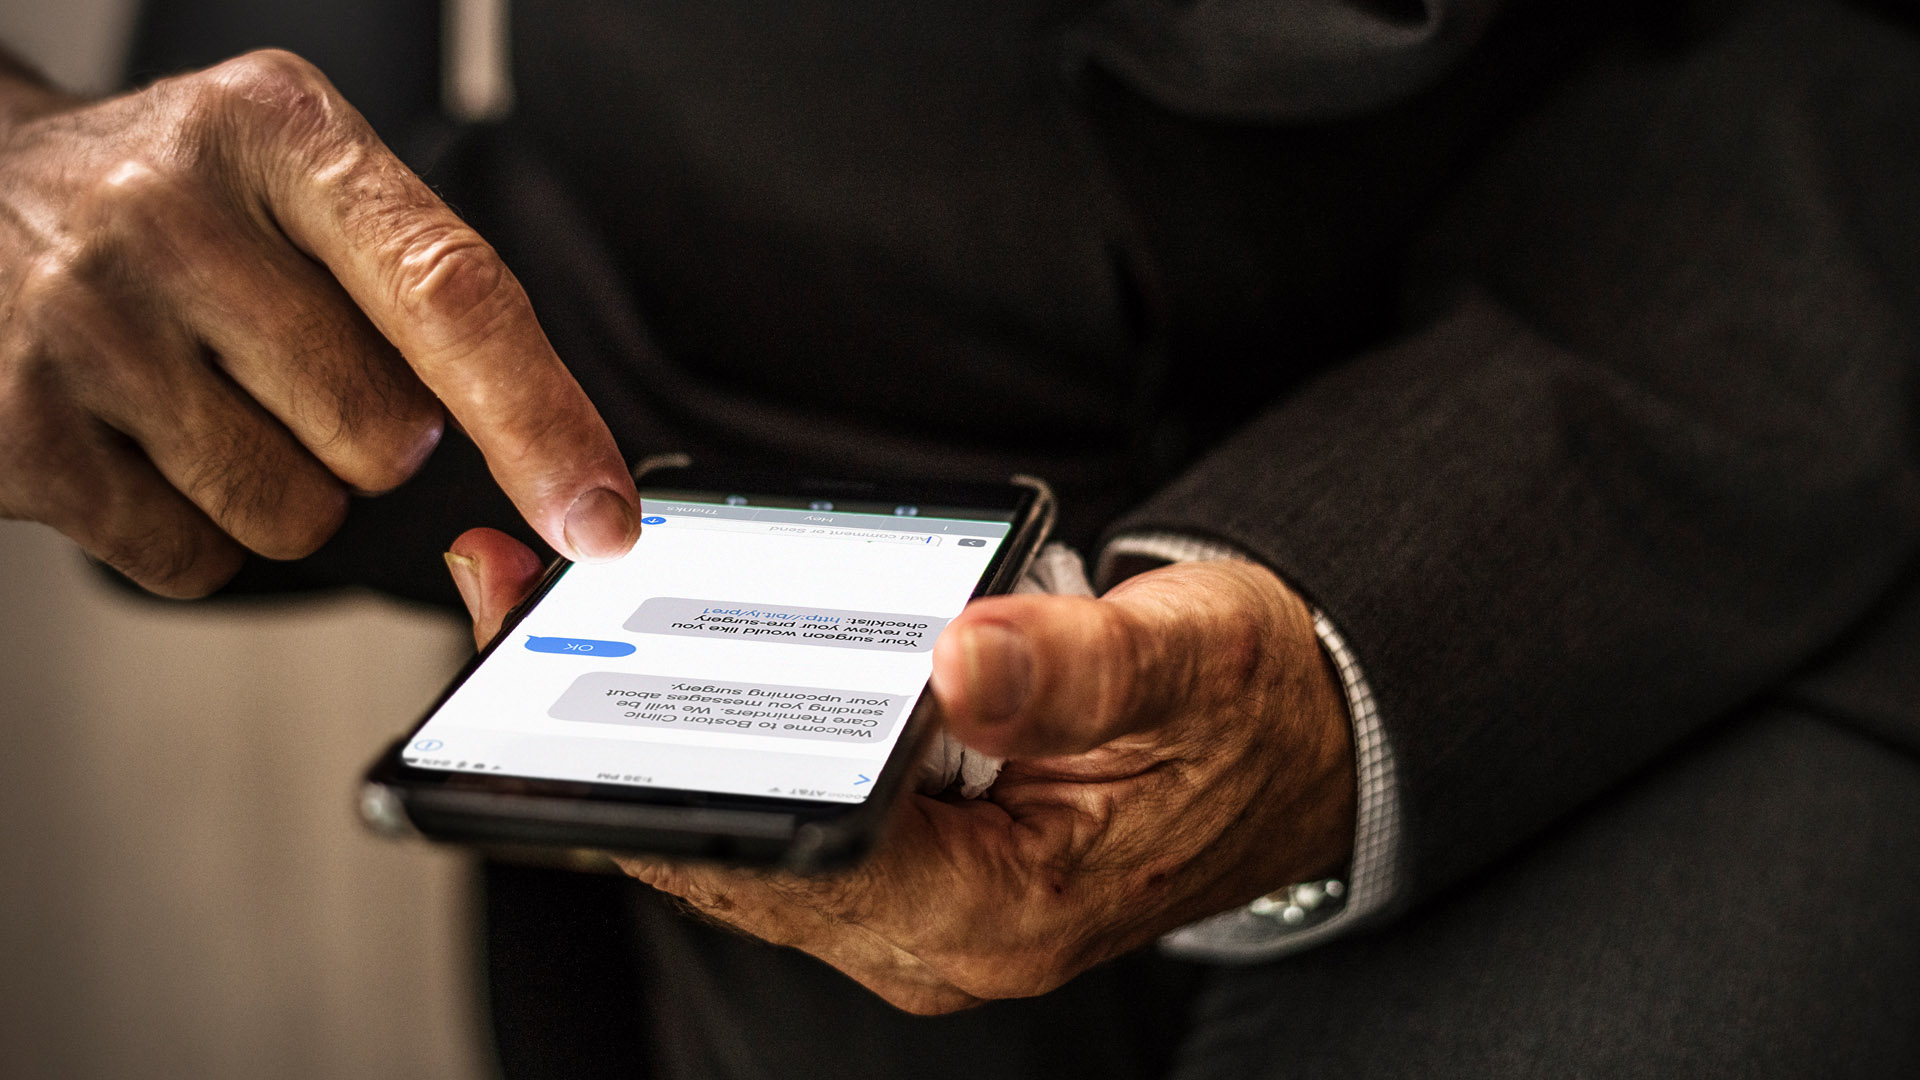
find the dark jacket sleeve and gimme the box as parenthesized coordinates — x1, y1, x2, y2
(1101, 0, 1920, 907)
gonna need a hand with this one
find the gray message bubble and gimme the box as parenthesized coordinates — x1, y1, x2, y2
(549, 671, 911, 744)
(624, 597, 949, 653)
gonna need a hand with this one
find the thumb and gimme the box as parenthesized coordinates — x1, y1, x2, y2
(930, 561, 1296, 758)
(444, 527, 547, 649)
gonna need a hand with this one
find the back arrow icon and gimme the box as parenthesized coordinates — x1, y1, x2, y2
(853, 775, 871, 786)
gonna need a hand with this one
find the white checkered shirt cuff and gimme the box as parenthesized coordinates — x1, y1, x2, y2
(1096, 532, 1402, 962)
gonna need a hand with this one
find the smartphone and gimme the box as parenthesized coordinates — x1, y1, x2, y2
(360, 459, 1055, 870)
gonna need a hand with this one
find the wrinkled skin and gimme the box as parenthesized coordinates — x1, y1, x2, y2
(449, 527, 1356, 1015)
(0, 45, 1356, 1015)
(0, 50, 640, 597)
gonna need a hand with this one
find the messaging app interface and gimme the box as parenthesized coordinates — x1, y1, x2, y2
(407, 490, 1014, 803)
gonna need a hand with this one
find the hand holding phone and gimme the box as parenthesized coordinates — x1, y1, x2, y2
(574, 558, 1357, 1014)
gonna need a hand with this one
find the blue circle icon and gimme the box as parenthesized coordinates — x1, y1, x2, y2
(641, 516, 665, 525)
(412, 739, 443, 752)
(524, 636, 637, 657)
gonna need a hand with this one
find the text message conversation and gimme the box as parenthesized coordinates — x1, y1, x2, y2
(407, 493, 1013, 802)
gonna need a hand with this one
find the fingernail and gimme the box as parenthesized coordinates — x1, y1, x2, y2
(963, 623, 1031, 721)
(443, 551, 481, 612)
(564, 487, 640, 562)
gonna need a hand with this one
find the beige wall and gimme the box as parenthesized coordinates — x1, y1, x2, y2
(3, 8, 482, 1076)
(0, 523, 489, 1080)
(0, 0, 136, 93)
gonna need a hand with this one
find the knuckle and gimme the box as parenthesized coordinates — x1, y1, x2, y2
(90, 154, 180, 208)
(79, 161, 219, 274)
(19, 231, 125, 307)
(29, 165, 214, 304)
(203, 49, 332, 124)
(257, 482, 348, 560)
(215, 47, 326, 87)
(181, 422, 346, 559)
(193, 49, 360, 162)
(388, 229, 517, 339)
(331, 407, 443, 495)
(345, 364, 444, 490)
(12, 251, 97, 336)
(85, 156, 176, 223)
(96, 521, 242, 599)
(282, 315, 443, 493)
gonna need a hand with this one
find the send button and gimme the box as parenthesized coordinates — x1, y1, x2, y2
(525, 636, 637, 657)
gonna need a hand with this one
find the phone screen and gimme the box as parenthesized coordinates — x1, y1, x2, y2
(404, 487, 1017, 804)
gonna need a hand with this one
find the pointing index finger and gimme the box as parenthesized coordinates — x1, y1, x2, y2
(222, 52, 638, 559)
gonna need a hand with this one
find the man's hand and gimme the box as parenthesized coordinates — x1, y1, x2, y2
(0, 50, 640, 597)
(447, 527, 1356, 1015)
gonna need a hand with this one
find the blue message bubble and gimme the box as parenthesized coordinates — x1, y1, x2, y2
(525, 636, 636, 657)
